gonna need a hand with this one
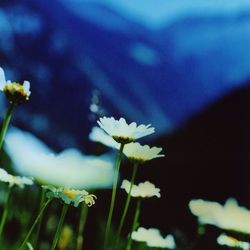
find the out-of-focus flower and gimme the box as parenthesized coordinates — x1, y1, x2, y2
(123, 142, 164, 163)
(217, 233, 250, 250)
(58, 225, 73, 250)
(0, 168, 33, 188)
(0, 67, 31, 103)
(89, 126, 119, 149)
(43, 185, 97, 207)
(189, 198, 250, 234)
(97, 117, 155, 144)
(5, 127, 115, 189)
(189, 199, 222, 225)
(121, 180, 161, 198)
(132, 227, 176, 249)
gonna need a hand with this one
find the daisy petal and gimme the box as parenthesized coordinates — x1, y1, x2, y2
(23, 80, 31, 96)
(0, 67, 6, 90)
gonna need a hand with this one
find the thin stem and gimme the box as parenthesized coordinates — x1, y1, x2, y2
(77, 202, 88, 250)
(114, 163, 138, 250)
(50, 203, 68, 250)
(0, 185, 12, 239)
(19, 199, 51, 250)
(33, 188, 46, 249)
(126, 199, 141, 250)
(0, 102, 16, 150)
(103, 143, 125, 250)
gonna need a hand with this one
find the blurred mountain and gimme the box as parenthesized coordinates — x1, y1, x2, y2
(0, 0, 249, 150)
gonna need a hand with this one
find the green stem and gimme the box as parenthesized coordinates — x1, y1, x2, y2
(126, 199, 141, 250)
(0, 185, 12, 239)
(103, 143, 125, 250)
(114, 163, 138, 250)
(0, 102, 16, 151)
(33, 188, 46, 249)
(76, 202, 88, 250)
(50, 203, 68, 250)
(19, 199, 51, 250)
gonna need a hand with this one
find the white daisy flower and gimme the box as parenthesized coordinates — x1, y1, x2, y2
(97, 117, 155, 144)
(0, 168, 33, 188)
(43, 185, 97, 207)
(0, 67, 31, 102)
(123, 142, 164, 163)
(121, 180, 161, 198)
(5, 127, 115, 190)
(217, 233, 250, 250)
(89, 126, 119, 149)
(132, 227, 176, 249)
(189, 198, 250, 235)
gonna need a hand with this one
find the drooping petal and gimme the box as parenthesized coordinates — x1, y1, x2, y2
(23, 80, 31, 96)
(0, 67, 6, 90)
(89, 126, 119, 149)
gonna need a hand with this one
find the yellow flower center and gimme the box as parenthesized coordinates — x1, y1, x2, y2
(227, 236, 239, 246)
(128, 156, 145, 164)
(3, 82, 30, 103)
(4, 82, 26, 96)
(112, 136, 134, 144)
(63, 190, 77, 199)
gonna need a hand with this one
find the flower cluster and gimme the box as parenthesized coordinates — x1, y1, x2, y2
(121, 180, 161, 198)
(131, 227, 176, 249)
(97, 116, 166, 249)
(189, 198, 250, 235)
(0, 168, 33, 188)
(0, 67, 31, 103)
(43, 185, 97, 207)
(95, 117, 165, 163)
(89, 126, 165, 165)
